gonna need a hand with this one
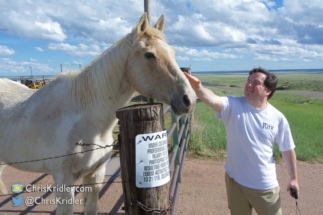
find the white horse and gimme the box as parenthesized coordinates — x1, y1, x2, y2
(0, 13, 196, 215)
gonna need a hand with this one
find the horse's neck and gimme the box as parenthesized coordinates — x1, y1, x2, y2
(69, 41, 135, 115)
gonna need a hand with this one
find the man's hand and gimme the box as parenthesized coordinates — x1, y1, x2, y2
(184, 72, 201, 90)
(183, 72, 223, 112)
(287, 179, 300, 199)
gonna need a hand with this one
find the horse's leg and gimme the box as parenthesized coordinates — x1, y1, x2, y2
(82, 165, 106, 215)
(54, 173, 76, 215)
(0, 162, 8, 194)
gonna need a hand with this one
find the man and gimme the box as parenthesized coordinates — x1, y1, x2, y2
(184, 68, 299, 215)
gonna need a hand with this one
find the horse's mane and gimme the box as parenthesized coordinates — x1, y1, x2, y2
(65, 25, 166, 110)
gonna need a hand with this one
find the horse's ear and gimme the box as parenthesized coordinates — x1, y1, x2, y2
(137, 13, 149, 34)
(154, 15, 164, 32)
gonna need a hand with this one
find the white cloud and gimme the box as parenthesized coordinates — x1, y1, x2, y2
(0, 1, 143, 44)
(35, 47, 44, 52)
(263, 1, 276, 8)
(0, 46, 15, 55)
(176, 56, 190, 61)
(35, 20, 66, 41)
(0, 3, 67, 42)
(48, 43, 102, 57)
(247, 42, 323, 62)
(0, 58, 54, 74)
(174, 46, 240, 61)
(0, 58, 23, 73)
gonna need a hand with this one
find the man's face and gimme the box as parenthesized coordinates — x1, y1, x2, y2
(244, 72, 271, 101)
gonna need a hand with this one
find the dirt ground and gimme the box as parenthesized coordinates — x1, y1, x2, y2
(0, 157, 322, 215)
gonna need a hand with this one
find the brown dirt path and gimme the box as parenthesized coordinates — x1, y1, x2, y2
(1, 157, 322, 214)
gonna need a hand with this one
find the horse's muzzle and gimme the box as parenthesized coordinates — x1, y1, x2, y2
(170, 94, 195, 115)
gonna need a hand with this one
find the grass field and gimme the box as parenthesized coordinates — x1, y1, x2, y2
(188, 73, 323, 163)
(195, 73, 323, 92)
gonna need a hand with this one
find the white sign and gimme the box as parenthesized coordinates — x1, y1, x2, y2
(135, 130, 170, 188)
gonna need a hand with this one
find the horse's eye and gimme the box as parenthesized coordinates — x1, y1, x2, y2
(145, 52, 155, 59)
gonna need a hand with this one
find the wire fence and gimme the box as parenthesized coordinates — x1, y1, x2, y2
(0, 142, 117, 166)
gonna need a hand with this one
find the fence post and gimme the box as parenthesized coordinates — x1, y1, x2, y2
(116, 103, 171, 215)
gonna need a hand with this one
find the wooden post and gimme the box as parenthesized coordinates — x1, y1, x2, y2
(116, 103, 170, 215)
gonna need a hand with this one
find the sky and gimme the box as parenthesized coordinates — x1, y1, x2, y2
(0, 0, 323, 76)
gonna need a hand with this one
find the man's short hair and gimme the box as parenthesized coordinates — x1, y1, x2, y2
(249, 67, 277, 99)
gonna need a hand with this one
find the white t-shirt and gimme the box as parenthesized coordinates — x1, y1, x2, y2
(216, 96, 295, 190)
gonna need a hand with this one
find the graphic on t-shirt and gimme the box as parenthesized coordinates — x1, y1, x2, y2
(262, 122, 274, 130)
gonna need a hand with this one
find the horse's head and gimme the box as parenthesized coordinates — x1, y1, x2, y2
(126, 13, 196, 115)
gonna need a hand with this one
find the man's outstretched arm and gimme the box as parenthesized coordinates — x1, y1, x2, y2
(184, 72, 223, 112)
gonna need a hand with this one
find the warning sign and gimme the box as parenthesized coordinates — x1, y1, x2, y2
(135, 130, 170, 188)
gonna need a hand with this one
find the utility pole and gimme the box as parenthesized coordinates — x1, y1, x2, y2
(145, 0, 156, 103)
(30, 66, 33, 78)
(144, 0, 151, 25)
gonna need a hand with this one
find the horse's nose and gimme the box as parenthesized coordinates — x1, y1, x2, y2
(183, 95, 191, 107)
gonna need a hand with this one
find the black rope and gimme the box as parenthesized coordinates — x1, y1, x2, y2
(295, 200, 302, 215)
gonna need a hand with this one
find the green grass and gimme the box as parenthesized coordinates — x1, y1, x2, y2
(270, 94, 323, 163)
(197, 74, 248, 88)
(275, 73, 323, 92)
(189, 88, 230, 158)
(189, 74, 323, 163)
(189, 101, 227, 158)
(195, 73, 323, 92)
